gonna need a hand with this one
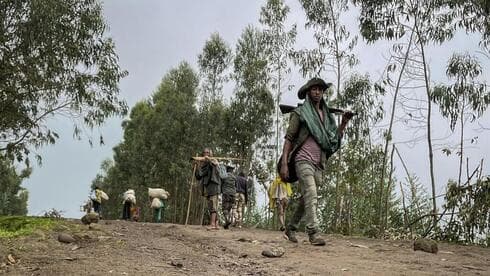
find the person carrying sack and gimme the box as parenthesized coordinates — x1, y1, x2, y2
(122, 189, 136, 220)
(91, 186, 108, 218)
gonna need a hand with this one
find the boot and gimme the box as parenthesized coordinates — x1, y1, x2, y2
(284, 226, 298, 243)
(308, 232, 326, 246)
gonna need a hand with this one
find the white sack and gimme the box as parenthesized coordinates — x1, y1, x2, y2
(151, 197, 163, 209)
(148, 188, 169, 199)
(100, 190, 109, 201)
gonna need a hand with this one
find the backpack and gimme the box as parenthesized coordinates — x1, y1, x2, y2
(217, 164, 228, 179)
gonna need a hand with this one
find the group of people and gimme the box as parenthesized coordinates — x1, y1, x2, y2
(87, 77, 353, 247)
(86, 187, 168, 223)
(195, 148, 248, 230)
(121, 188, 169, 223)
(195, 77, 354, 245)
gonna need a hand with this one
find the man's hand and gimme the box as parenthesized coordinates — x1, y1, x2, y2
(280, 162, 289, 182)
(338, 111, 355, 137)
(341, 111, 355, 123)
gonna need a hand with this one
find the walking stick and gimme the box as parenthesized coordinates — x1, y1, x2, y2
(185, 161, 198, 225)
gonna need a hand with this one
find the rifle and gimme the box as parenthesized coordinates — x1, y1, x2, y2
(279, 104, 357, 116)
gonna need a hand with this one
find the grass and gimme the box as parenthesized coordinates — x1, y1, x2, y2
(0, 216, 61, 238)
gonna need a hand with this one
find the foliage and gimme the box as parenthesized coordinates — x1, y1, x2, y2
(431, 53, 489, 188)
(402, 174, 433, 236)
(42, 208, 64, 219)
(92, 62, 201, 222)
(441, 178, 490, 246)
(228, 26, 274, 163)
(0, 155, 29, 216)
(431, 53, 489, 131)
(259, 0, 297, 171)
(197, 32, 233, 106)
(293, 0, 358, 81)
(0, 216, 57, 238)
(0, 0, 128, 165)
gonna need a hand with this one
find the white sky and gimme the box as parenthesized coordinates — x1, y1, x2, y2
(23, 0, 489, 218)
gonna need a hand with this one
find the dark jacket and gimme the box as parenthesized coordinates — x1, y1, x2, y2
(195, 161, 221, 196)
(221, 173, 236, 196)
(235, 175, 248, 202)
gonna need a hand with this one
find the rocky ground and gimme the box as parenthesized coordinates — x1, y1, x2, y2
(1, 219, 489, 275)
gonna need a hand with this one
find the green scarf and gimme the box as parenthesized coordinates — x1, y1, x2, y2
(296, 97, 340, 155)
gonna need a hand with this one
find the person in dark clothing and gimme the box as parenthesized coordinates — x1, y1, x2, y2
(195, 148, 222, 230)
(122, 201, 132, 220)
(233, 172, 248, 228)
(221, 165, 236, 229)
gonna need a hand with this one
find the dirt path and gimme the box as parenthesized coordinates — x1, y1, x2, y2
(1, 220, 489, 275)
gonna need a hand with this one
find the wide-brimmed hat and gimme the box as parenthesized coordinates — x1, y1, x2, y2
(297, 77, 332, 99)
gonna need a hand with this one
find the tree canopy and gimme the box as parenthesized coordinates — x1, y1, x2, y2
(0, 0, 128, 164)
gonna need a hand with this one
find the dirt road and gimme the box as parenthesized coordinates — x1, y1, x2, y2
(1, 219, 489, 275)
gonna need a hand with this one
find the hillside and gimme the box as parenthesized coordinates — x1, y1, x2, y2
(1, 219, 489, 275)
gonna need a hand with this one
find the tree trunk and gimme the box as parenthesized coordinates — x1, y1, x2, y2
(417, 30, 438, 231)
(394, 145, 413, 236)
(382, 144, 396, 233)
(377, 27, 415, 234)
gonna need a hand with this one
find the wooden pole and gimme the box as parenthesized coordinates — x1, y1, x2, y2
(190, 156, 245, 162)
(185, 162, 198, 225)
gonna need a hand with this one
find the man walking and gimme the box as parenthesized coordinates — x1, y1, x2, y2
(233, 172, 248, 228)
(221, 165, 236, 229)
(280, 77, 353, 246)
(195, 148, 222, 230)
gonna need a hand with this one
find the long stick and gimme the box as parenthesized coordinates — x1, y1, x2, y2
(185, 162, 198, 225)
(190, 156, 244, 161)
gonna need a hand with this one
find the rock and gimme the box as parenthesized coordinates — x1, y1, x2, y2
(81, 212, 99, 225)
(261, 246, 285, 258)
(413, 238, 438, 254)
(170, 260, 183, 268)
(58, 233, 76, 244)
(238, 238, 252, 243)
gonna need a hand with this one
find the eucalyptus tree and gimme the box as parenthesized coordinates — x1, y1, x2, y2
(353, 0, 477, 231)
(91, 62, 202, 223)
(355, 0, 490, 230)
(197, 32, 233, 106)
(259, 0, 297, 167)
(293, 0, 358, 91)
(431, 53, 489, 231)
(228, 26, 274, 220)
(0, 155, 29, 215)
(443, 177, 490, 246)
(228, 26, 274, 166)
(196, 33, 233, 154)
(319, 74, 387, 234)
(0, 0, 128, 165)
(432, 53, 489, 186)
(445, 0, 490, 50)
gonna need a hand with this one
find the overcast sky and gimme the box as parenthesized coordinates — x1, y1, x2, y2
(23, 0, 489, 218)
